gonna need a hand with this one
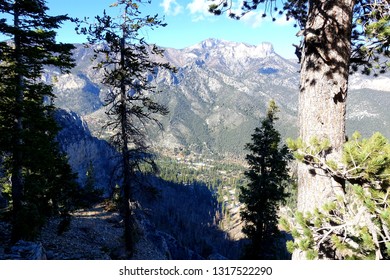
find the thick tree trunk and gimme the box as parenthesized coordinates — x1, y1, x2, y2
(120, 9, 136, 255)
(120, 78, 136, 256)
(11, 3, 25, 243)
(121, 123, 135, 256)
(293, 0, 355, 259)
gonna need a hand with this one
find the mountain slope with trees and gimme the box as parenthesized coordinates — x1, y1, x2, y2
(48, 39, 390, 159)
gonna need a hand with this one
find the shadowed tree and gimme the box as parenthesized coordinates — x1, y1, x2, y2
(240, 100, 292, 259)
(78, 0, 173, 255)
(209, 0, 389, 259)
(0, 0, 76, 241)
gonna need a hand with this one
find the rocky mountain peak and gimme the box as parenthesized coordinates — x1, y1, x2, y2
(51, 38, 390, 158)
(254, 42, 275, 57)
(197, 38, 224, 49)
(187, 38, 275, 59)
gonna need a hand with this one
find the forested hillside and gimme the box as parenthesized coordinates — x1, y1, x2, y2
(49, 40, 390, 158)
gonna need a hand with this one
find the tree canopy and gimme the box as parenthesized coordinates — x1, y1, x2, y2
(284, 132, 390, 259)
(0, 0, 77, 241)
(240, 100, 292, 259)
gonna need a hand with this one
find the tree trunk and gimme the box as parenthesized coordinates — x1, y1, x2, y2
(120, 7, 135, 255)
(11, 2, 25, 243)
(120, 75, 136, 255)
(121, 119, 135, 255)
(294, 0, 355, 259)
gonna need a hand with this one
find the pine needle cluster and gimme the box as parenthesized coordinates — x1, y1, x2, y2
(282, 132, 390, 259)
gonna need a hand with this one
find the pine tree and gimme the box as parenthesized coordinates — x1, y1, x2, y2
(79, 161, 103, 208)
(84, 161, 96, 192)
(78, 0, 173, 255)
(0, 0, 76, 241)
(240, 100, 292, 259)
(284, 132, 390, 259)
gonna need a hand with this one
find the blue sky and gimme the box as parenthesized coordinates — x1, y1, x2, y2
(48, 0, 300, 59)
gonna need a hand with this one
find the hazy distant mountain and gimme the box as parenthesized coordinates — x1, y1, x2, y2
(49, 39, 390, 158)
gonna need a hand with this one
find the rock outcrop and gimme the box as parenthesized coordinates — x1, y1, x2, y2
(54, 109, 119, 196)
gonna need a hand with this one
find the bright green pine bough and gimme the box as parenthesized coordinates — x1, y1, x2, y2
(281, 132, 390, 259)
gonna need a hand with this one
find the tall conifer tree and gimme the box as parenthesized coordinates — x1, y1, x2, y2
(0, 0, 76, 241)
(78, 0, 173, 255)
(240, 100, 291, 259)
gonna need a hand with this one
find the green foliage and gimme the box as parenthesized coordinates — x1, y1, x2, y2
(77, 0, 173, 171)
(352, 3, 390, 75)
(343, 132, 390, 185)
(286, 240, 296, 254)
(365, 15, 390, 42)
(0, 0, 78, 241)
(282, 132, 390, 259)
(240, 101, 292, 259)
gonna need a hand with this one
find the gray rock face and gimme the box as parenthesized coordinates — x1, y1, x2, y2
(55, 109, 119, 196)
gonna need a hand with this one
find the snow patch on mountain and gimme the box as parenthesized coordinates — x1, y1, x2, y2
(350, 74, 390, 92)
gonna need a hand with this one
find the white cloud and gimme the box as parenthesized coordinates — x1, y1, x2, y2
(186, 0, 212, 21)
(187, 0, 209, 14)
(241, 10, 265, 28)
(160, 0, 183, 16)
(240, 10, 295, 28)
(274, 15, 295, 26)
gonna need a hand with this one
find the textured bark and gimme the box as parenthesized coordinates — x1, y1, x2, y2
(120, 5, 136, 256)
(11, 4, 24, 243)
(294, 0, 355, 259)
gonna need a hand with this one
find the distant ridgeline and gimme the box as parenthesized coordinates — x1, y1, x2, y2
(48, 39, 390, 159)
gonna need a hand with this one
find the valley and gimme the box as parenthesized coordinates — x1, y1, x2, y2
(52, 39, 390, 159)
(48, 38, 390, 259)
(4, 38, 388, 259)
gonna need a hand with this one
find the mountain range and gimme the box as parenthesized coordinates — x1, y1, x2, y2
(49, 38, 390, 159)
(3, 38, 389, 260)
